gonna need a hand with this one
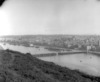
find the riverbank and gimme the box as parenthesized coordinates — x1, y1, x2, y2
(0, 49, 99, 82)
(1, 42, 100, 57)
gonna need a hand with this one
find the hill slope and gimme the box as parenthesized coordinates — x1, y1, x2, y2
(0, 50, 99, 82)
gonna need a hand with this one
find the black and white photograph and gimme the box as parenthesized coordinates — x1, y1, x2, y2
(0, 0, 100, 82)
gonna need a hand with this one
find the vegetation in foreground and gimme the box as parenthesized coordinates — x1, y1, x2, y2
(0, 49, 99, 82)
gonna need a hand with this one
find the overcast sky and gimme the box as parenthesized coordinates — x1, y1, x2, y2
(0, 0, 100, 35)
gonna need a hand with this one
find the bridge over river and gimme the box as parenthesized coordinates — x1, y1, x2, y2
(33, 50, 100, 57)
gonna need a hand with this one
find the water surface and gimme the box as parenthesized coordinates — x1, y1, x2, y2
(0, 43, 100, 76)
(39, 54, 100, 76)
(0, 43, 55, 54)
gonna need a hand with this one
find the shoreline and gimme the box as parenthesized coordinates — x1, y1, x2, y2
(0, 49, 99, 81)
(1, 42, 100, 57)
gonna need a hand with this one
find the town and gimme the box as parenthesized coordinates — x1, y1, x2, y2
(0, 35, 100, 52)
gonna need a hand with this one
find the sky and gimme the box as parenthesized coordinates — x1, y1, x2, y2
(0, 0, 100, 35)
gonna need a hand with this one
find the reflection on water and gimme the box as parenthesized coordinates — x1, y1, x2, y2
(39, 54, 100, 76)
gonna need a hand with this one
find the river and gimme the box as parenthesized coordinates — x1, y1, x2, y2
(39, 54, 100, 76)
(0, 43, 56, 54)
(0, 43, 100, 76)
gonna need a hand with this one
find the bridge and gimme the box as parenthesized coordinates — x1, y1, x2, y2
(33, 50, 100, 57)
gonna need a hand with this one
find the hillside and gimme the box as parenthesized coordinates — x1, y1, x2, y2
(0, 49, 99, 82)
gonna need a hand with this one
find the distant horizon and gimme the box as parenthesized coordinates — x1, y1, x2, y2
(0, 34, 100, 37)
